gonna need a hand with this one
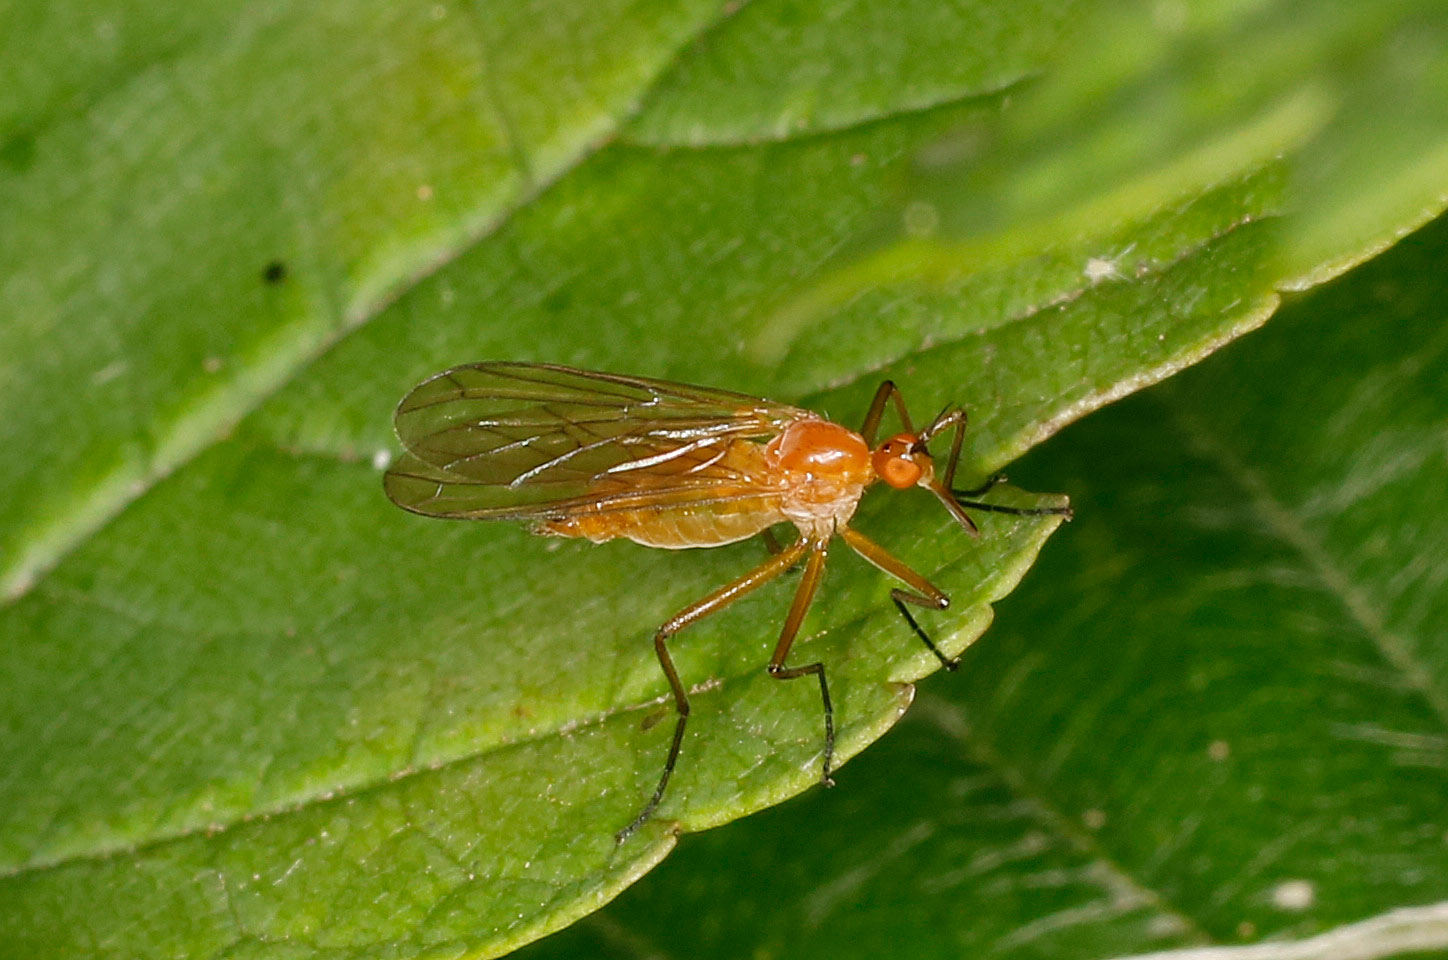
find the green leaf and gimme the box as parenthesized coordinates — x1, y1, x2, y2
(756, 0, 1448, 351)
(0, 0, 734, 600)
(2, 0, 1448, 957)
(515, 182, 1448, 960)
(621, 0, 1079, 145)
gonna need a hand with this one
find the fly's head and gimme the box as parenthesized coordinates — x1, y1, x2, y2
(873, 407, 981, 537)
(871, 433, 932, 490)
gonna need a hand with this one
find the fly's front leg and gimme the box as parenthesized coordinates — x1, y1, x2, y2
(840, 526, 958, 670)
(912, 406, 989, 537)
(952, 491, 1075, 520)
(917, 407, 1067, 521)
(918, 407, 966, 489)
(919, 406, 1072, 519)
(954, 473, 1006, 498)
(932, 431, 1071, 520)
(617, 539, 810, 844)
(860, 380, 916, 447)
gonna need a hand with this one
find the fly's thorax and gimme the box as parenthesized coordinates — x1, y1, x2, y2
(765, 418, 873, 486)
(766, 418, 872, 538)
(779, 491, 863, 540)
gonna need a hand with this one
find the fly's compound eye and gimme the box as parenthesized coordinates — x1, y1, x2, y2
(873, 433, 924, 490)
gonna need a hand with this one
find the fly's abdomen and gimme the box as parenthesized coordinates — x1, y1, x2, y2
(539, 498, 783, 549)
(536, 437, 786, 548)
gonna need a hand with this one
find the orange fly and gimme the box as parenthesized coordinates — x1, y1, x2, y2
(384, 362, 1069, 840)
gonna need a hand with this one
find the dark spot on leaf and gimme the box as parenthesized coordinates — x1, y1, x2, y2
(0, 133, 37, 173)
(262, 260, 288, 284)
(542, 287, 573, 313)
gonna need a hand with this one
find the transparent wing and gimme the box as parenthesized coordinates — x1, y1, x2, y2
(383, 362, 810, 520)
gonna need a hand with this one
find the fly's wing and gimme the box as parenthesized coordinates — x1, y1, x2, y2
(383, 362, 809, 520)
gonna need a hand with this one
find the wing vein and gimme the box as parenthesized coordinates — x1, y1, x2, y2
(385, 362, 806, 523)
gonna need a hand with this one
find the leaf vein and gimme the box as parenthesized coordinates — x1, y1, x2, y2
(914, 693, 1214, 946)
(1170, 405, 1448, 730)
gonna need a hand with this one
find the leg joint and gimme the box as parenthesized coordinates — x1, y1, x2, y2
(767, 661, 822, 680)
(891, 587, 949, 611)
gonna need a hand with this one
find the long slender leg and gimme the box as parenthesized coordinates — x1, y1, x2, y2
(955, 473, 1006, 498)
(928, 482, 980, 537)
(922, 411, 1073, 521)
(951, 497, 1073, 518)
(935, 410, 966, 490)
(915, 405, 969, 489)
(840, 526, 960, 669)
(617, 538, 812, 843)
(760, 527, 810, 579)
(860, 380, 915, 446)
(911, 407, 983, 536)
(766, 540, 836, 788)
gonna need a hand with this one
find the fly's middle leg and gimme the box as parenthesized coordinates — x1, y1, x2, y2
(616, 539, 810, 844)
(765, 541, 836, 788)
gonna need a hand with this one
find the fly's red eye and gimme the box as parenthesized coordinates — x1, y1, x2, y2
(881, 455, 922, 489)
(873, 433, 923, 489)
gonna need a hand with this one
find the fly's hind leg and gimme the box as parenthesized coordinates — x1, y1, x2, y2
(840, 526, 959, 670)
(765, 540, 836, 787)
(617, 538, 810, 844)
(760, 526, 807, 576)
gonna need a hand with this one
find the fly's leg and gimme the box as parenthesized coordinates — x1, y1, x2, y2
(925, 409, 1073, 520)
(759, 527, 809, 576)
(952, 493, 1074, 519)
(617, 539, 810, 844)
(954, 473, 1005, 498)
(840, 526, 959, 670)
(860, 380, 916, 446)
(765, 540, 836, 787)
(920, 410, 1074, 525)
(907, 405, 987, 536)
(949, 473, 1073, 518)
(919, 407, 966, 488)
(863, 384, 1049, 519)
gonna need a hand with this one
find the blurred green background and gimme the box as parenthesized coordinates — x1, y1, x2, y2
(3, 0, 1447, 957)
